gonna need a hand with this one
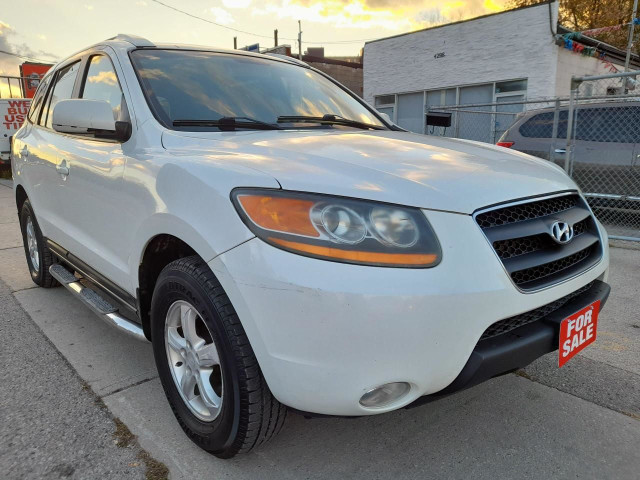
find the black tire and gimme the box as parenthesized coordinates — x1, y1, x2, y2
(19, 199, 59, 288)
(150, 256, 286, 458)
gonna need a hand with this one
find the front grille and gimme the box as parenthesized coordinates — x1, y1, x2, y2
(493, 218, 590, 261)
(475, 193, 602, 291)
(480, 282, 594, 341)
(476, 195, 577, 229)
(510, 246, 593, 285)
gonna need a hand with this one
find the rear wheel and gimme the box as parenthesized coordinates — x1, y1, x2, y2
(151, 256, 286, 458)
(19, 199, 59, 288)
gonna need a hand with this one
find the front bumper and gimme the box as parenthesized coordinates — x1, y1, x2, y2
(407, 279, 610, 408)
(210, 209, 610, 416)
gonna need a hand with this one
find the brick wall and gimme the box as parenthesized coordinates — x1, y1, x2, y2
(307, 61, 364, 97)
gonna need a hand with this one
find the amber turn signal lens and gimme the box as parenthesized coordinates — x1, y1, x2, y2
(237, 195, 320, 237)
(269, 238, 438, 267)
(232, 189, 442, 268)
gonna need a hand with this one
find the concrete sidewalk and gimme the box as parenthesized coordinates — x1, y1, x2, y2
(1, 177, 639, 479)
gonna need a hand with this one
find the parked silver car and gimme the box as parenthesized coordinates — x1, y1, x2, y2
(498, 101, 640, 216)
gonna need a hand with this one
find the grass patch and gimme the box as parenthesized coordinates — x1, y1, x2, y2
(138, 450, 170, 480)
(113, 418, 136, 448)
(112, 417, 169, 480)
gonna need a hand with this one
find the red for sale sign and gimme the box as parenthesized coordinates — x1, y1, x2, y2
(558, 300, 600, 367)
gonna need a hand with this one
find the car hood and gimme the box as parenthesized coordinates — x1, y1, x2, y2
(162, 129, 576, 214)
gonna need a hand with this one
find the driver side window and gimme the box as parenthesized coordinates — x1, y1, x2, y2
(81, 55, 125, 121)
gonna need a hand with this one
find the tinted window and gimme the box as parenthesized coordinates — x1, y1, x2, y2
(375, 95, 395, 106)
(41, 62, 81, 128)
(495, 79, 527, 93)
(130, 49, 383, 130)
(81, 55, 123, 120)
(28, 74, 52, 123)
(575, 106, 640, 143)
(519, 111, 568, 139)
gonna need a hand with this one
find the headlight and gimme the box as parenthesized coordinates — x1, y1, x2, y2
(231, 189, 441, 268)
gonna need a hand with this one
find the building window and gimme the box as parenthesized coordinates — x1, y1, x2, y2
(375, 79, 528, 142)
(375, 95, 396, 122)
(495, 79, 528, 94)
(396, 92, 424, 133)
(375, 95, 395, 106)
(376, 106, 394, 118)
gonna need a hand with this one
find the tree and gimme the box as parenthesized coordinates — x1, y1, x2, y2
(508, 0, 638, 53)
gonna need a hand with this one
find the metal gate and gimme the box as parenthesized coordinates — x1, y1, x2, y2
(566, 70, 640, 242)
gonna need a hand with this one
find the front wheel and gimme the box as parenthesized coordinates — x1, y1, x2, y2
(150, 256, 286, 458)
(19, 199, 59, 288)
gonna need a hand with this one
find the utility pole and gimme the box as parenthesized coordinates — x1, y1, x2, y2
(624, 0, 638, 71)
(274, 29, 278, 47)
(233, 37, 237, 50)
(298, 20, 302, 60)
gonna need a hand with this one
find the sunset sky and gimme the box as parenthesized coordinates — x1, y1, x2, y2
(0, 0, 509, 76)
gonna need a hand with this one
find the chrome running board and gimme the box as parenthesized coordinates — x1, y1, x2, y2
(49, 264, 147, 341)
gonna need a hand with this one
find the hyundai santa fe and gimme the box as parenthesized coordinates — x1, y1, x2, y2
(11, 34, 610, 458)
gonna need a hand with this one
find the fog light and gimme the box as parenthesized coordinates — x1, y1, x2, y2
(359, 382, 410, 408)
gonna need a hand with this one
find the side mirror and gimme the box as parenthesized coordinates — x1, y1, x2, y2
(52, 99, 130, 141)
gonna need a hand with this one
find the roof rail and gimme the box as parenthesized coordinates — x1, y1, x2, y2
(263, 53, 308, 66)
(107, 34, 155, 48)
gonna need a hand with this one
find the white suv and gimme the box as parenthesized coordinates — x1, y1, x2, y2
(11, 35, 610, 458)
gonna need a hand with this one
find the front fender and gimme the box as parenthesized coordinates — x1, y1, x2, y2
(125, 157, 280, 292)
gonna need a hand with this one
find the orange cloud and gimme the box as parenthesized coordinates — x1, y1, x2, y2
(252, 0, 510, 31)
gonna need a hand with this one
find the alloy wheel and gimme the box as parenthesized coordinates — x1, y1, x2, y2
(26, 216, 40, 272)
(164, 300, 223, 421)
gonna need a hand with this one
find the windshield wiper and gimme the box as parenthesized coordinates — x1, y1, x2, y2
(172, 117, 282, 130)
(277, 114, 385, 130)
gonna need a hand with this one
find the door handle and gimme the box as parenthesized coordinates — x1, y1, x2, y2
(56, 160, 70, 176)
(20, 145, 29, 158)
(554, 148, 566, 154)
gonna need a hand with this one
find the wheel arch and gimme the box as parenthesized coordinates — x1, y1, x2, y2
(137, 233, 199, 340)
(15, 184, 28, 214)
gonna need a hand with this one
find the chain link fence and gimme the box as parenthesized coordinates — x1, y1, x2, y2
(567, 70, 640, 245)
(426, 98, 566, 147)
(424, 74, 640, 244)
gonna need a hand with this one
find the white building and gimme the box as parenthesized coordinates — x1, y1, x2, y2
(363, 1, 638, 143)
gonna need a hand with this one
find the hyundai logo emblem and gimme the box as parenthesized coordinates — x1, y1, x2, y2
(550, 221, 574, 244)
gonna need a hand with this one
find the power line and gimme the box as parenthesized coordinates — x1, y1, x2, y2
(150, 0, 280, 39)
(149, 0, 376, 45)
(0, 49, 56, 64)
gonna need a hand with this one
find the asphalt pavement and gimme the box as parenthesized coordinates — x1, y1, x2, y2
(0, 177, 639, 479)
(0, 276, 160, 479)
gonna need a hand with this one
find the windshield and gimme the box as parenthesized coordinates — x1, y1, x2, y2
(130, 49, 385, 131)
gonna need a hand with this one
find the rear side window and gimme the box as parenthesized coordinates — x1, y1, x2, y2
(575, 106, 640, 143)
(519, 111, 568, 139)
(40, 61, 81, 129)
(81, 55, 124, 120)
(27, 75, 52, 123)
